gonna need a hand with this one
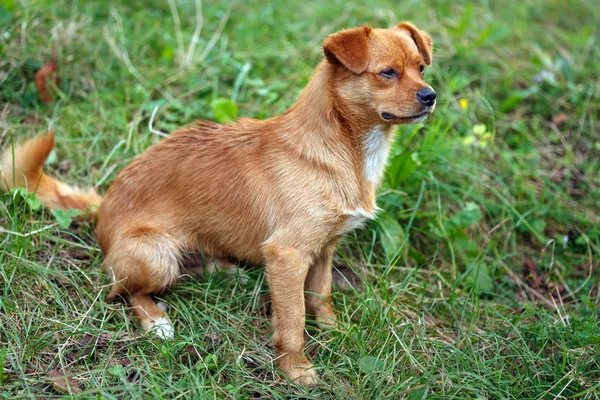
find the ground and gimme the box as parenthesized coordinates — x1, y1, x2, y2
(0, 0, 599, 398)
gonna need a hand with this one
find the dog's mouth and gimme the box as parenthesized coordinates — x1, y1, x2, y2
(381, 111, 430, 122)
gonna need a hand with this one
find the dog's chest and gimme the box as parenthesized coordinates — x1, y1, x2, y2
(336, 208, 377, 235)
(363, 126, 391, 184)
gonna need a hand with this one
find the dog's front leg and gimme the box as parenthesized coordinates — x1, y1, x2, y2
(262, 241, 317, 386)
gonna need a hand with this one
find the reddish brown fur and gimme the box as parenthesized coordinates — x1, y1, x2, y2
(1, 22, 435, 386)
(1, 131, 102, 218)
(323, 26, 372, 74)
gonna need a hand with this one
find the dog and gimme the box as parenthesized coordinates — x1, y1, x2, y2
(1, 22, 435, 385)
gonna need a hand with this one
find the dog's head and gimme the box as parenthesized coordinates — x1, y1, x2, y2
(323, 22, 435, 125)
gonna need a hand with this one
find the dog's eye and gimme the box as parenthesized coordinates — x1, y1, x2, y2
(379, 68, 398, 79)
(419, 65, 425, 74)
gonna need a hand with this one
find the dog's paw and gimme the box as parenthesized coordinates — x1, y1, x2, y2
(151, 317, 175, 340)
(314, 304, 339, 329)
(283, 362, 319, 387)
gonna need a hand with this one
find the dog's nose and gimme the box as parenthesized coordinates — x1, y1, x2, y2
(416, 88, 437, 107)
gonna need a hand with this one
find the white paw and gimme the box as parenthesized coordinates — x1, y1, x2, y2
(151, 317, 175, 340)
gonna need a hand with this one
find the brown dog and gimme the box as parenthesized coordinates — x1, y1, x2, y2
(1, 22, 435, 385)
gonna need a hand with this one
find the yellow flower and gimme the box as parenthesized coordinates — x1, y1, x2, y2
(459, 98, 468, 109)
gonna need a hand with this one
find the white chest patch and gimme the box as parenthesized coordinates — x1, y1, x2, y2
(337, 208, 377, 235)
(363, 126, 391, 184)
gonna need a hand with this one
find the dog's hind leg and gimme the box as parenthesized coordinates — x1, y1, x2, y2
(129, 293, 174, 339)
(103, 225, 181, 339)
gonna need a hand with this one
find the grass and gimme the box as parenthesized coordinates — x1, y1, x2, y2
(1, 0, 599, 398)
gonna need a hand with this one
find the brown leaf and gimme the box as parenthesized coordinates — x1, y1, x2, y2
(35, 61, 58, 103)
(551, 113, 568, 128)
(181, 345, 202, 364)
(127, 370, 141, 383)
(547, 282, 567, 298)
(204, 332, 222, 352)
(116, 357, 132, 367)
(68, 248, 91, 261)
(306, 341, 321, 360)
(258, 294, 272, 319)
(333, 266, 363, 291)
(550, 167, 566, 185)
(48, 369, 81, 395)
(65, 333, 97, 362)
(523, 258, 543, 290)
(65, 332, 138, 362)
(48, 272, 73, 288)
(22, 113, 40, 125)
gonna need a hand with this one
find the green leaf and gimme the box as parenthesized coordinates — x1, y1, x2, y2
(1, 0, 16, 11)
(46, 149, 57, 166)
(473, 124, 486, 135)
(462, 135, 476, 146)
(501, 86, 539, 112)
(410, 152, 422, 166)
(204, 353, 219, 370)
(452, 229, 480, 258)
(387, 152, 418, 187)
(477, 23, 510, 46)
(0, 347, 7, 384)
(12, 187, 42, 210)
(530, 218, 546, 234)
(143, 99, 167, 111)
(377, 212, 406, 262)
(449, 202, 482, 229)
(463, 263, 493, 294)
(408, 389, 427, 400)
(161, 46, 174, 61)
(25, 194, 41, 210)
(51, 209, 83, 229)
(0, 0, 15, 25)
(210, 98, 238, 123)
(108, 364, 125, 377)
(359, 355, 385, 374)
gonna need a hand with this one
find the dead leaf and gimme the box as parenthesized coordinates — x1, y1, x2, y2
(65, 333, 97, 362)
(258, 294, 272, 319)
(127, 370, 141, 383)
(116, 358, 132, 367)
(22, 113, 41, 125)
(181, 345, 202, 365)
(523, 258, 543, 290)
(306, 340, 322, 360)
(333, 266, 363, 291)
(65, 332, 139, 362)
(48, 273, 73, 288)
(550, 167, 566, 185)
(547, 281, 567, 299)
(551, 113, 568, 128)
(48, 369, 81, 395)
(204, 332, 222, 352)
(35, 61, 58, 103)
(68, 248, 91, 261)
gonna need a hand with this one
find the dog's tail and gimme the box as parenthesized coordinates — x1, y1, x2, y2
(0, 131, 103, 219)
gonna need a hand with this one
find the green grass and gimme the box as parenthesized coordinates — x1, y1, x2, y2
(1, 0, 599, 398)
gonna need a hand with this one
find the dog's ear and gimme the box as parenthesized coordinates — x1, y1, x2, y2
(323, 26, 372, 74)
(396, 22, 433, 65)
